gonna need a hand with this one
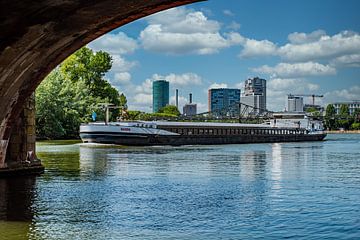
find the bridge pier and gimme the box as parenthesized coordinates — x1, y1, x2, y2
(0, 95, 44, 177)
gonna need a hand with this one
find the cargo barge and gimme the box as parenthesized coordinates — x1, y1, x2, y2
(80, 113, 326, 145)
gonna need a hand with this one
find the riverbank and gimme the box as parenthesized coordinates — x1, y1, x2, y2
(326, 130, 360, 134)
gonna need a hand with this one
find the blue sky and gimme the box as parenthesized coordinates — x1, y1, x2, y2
(89, 0, 360, 112)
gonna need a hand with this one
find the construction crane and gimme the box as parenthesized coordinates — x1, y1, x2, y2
(288, 94, 324, 105)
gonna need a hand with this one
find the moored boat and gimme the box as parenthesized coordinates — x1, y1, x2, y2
(80, 113, 326, 146)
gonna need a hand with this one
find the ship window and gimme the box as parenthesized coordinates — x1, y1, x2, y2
(209, 129, 213, 134)
(194, 128, 198, 135)
(199, 129, 204, 134)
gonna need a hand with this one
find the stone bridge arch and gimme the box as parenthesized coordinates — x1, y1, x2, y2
(0, 0, 202, 171)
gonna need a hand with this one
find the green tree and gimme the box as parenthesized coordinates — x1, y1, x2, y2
(350, 122, 360, 130)
(119, 93, 128, 110)
(337, 104, 353, 130)
(157, 105, 181, 116)
(352, 108, 360, 122)
(305, 107, 317, 113)
(325, 104, 336, 130)
(36, 47, 123, 139)
(60, 47, 112, 99)
(339, 104, 349, 116)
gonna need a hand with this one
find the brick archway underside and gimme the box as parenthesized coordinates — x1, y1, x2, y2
(0, 0, 202, 141)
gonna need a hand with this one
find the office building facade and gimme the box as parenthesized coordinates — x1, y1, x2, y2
(288, 96, 304, 112)
(241, 77, 266, 115)
(183, 104, 197, 116)
(332, 101, 360, 115)
(208, 88, 241, 116)
(152, 80, 169, 113)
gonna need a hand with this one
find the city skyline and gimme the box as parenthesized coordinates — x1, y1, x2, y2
(88, 0, 360, 113)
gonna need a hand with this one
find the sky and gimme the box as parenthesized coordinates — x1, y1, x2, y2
(88, 0, 360, 113)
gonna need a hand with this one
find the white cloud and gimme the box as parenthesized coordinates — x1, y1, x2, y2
(89, 32, 138, 55)
(132, 93, 152, 104)
(148, 9, 220, 34)
(240, 39, 277, 58)
(111, 55, 137, 72)
(152, 73, 202, 86)
(268, 78, 319, 92)
(140, 7, 241, 55)
(227, 21, 241, 31)
(235, 82, 245, 90)
(324, 85, 360, 103)
(330, 54, 360, 67)
(237, 30, 360, 67)
(113, 72, 131, 85)
(223, 9, 234, 17)
(209, 83, 228, 89)
(253, 62, 336, 78)
(287, 30, 326, 45)
(279, 30, 360, 62)
(135, 78, 153, 94)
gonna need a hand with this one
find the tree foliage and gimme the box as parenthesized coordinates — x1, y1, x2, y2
(324, 104, 337, 130)
(157, 105, 181, 116)
(36, 47, 122, 139)
(324, 104, 359, 130)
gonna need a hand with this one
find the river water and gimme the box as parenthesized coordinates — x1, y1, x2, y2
(1, 134, 359, 239)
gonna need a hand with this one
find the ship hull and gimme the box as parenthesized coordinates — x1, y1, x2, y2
(80, 131, 327, 146)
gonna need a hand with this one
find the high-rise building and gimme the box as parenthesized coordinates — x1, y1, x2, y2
(183, 93, 197, 116)
(152, 80, 169, 113)
(241, 77, 266, 115)
(208, 88, 241, 116)
(288, 96, 304, 112)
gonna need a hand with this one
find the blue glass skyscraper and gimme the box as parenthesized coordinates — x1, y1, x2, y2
(153, 80, 169, 113)
(208, 88, 241, 116)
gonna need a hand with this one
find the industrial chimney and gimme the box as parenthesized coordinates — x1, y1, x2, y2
(175, 89, 179, 108)
(189, 93, 192, 104)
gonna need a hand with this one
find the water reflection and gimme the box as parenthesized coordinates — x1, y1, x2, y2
(0, 177, 37, 239)
(2, 136, 359, 239)
(79, 145, 109, 177)
(0, 177, 37, 221)
(271, 143, 283, 191)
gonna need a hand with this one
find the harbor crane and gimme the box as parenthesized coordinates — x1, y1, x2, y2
(288, 94, 324, 105)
